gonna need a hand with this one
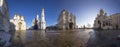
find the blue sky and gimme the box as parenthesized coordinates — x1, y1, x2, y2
(6, 0, 120, 28)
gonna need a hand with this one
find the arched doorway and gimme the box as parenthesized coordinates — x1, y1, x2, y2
(69, 22, 73, 29)
(18, 22, 22, 30)
(98, 20, 101, 29)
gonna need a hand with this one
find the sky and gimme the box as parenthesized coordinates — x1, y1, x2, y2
(6, 0, 120, 28)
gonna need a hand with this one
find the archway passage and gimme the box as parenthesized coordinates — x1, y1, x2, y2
(18, 22, 22, 30)
(69, 22, 73, 29)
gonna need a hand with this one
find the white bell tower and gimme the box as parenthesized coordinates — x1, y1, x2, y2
(40, 8, 46, 30)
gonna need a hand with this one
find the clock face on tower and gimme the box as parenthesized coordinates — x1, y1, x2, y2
(0, 0, 3, 7)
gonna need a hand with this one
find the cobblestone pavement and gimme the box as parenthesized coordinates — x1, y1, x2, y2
(1, 29, 120, 47)
(87, 30, 120, 47)
(11, 29, 92, 47)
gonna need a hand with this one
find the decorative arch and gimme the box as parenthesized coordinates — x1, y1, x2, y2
(18, 22, 22, 30)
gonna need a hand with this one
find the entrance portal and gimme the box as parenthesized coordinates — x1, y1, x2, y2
(18, 22, 22, 30)
(98, 20, 101, 29)
(69, 22, 73, 29)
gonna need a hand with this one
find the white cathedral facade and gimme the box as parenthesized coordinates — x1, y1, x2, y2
(31, 8, 46, 30)
(10, 14, 26, 30)
(94, 9, 120, 29)
(56, 9, 77, 30)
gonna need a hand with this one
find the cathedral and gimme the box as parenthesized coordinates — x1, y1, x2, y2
(56, 9, 77, 30)
(10, 14, 26, 30)
(31, 8, 46, 30)
(94, 9, 120, 29)
(0, 0, 10, 32)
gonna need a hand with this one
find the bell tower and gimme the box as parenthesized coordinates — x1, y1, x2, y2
(40, 8, 46, 30)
